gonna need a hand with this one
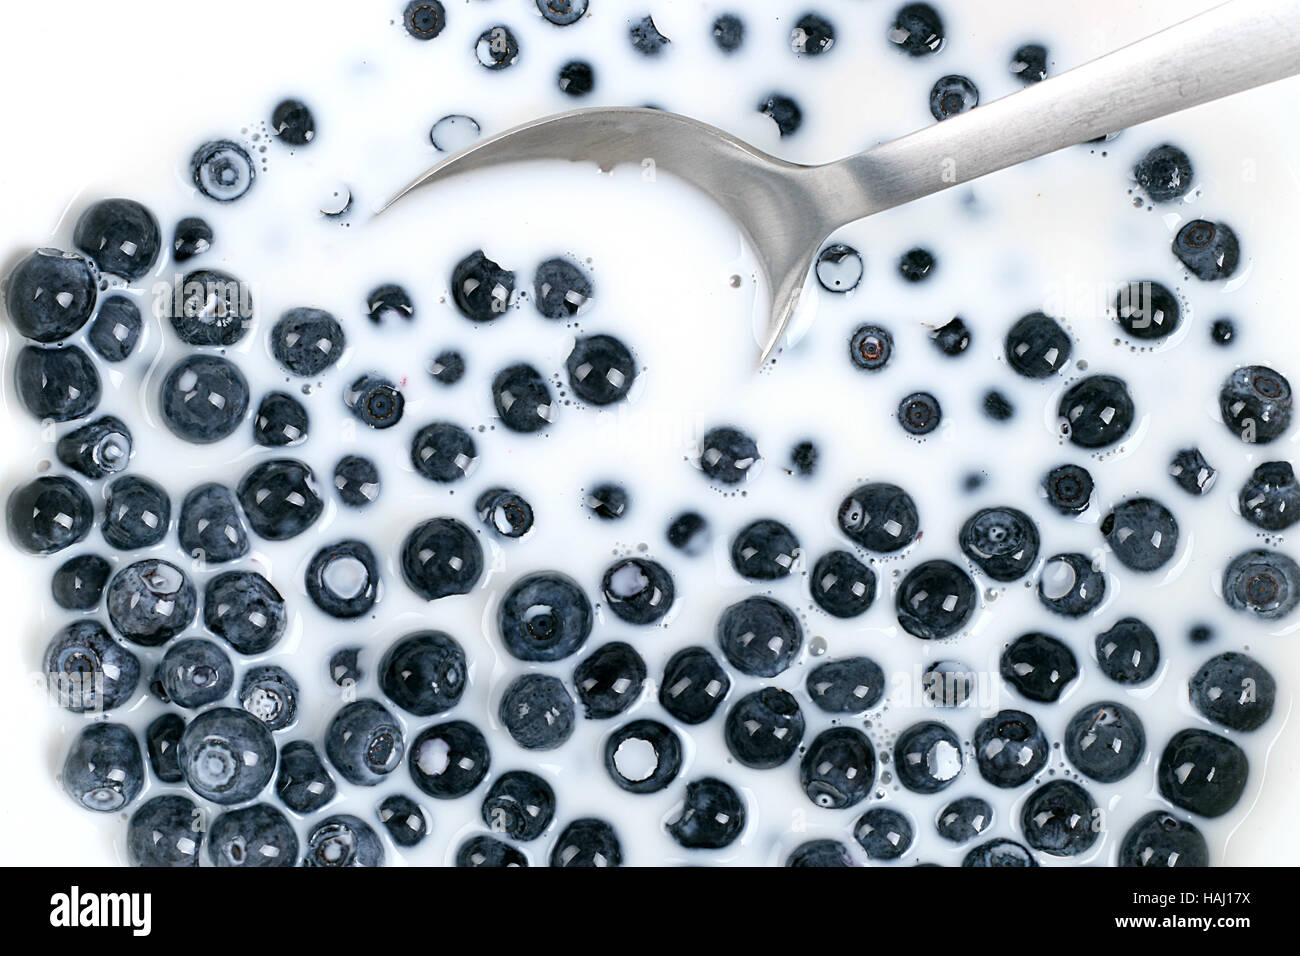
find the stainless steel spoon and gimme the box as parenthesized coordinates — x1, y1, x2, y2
(382, 0, 1300, 364)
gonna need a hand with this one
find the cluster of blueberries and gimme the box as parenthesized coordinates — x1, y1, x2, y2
(5, 1, 1296, 867)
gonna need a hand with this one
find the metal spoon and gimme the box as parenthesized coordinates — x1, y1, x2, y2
(382, 0, 1300, 364)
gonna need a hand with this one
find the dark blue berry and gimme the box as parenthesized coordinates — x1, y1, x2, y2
(14, 344, 101, 421)
(667, 510, 710, 555)
(894, 721, 963, 794)
(457, 835, 527, 867)
(1064, 700, 1146, 783)
(963, 839, 1037, 867)
(712, 13, 744, 53)
(107, 559, 196, 646)
(724, 688, 804, 769)
(585, 482, 628, 519)
(452, 250, 514, 320)
(276, 740, 337, 814)
(43, 620, 140, 713)
(378, 794, 429, 847)
(204, 570, 286, 654)
(801, 727, 875, 809)
(7, 476, 92, 554)
(809, 550, 876, 618)
(1170, 447, 1216, 495)
(51, 553, 110, 610)
(1134, 144, 1193, 201)
(302, 815, 384, 867)
(1101, 498, 1178, 572)
(854, 807, 914, 860)
(155, 638, 233, 708)
(930, 316, 970, 356)
(1038, 552, 1106, 617)
(270, 307, 344, 376)
(889, 3, 944, 56)
(601, 557, 674, 625)
(1005, 312, 1070, 378)
(499, 674, 575, 750)
(790, 440, 818, 475)
(550, 818, 621, 867)
(1157, 729, 1248, 817)
(791, 13, 834, 55)
(177, 482, 248, 564)
(379, 631, 467, 716)
(1043, 463, 1093, 514)
(730, 518, 799, 580)
(1021, 781, 1097, 856)
(400, 517, 483, 600)
(345, 374, 404, 430)
(982, 389, 1014, 421)
(758, 93, 802, 136)
(604, 719, 682, 793)
(498, 571, 591, 661)
(1010, 43, 1048, 83)
(409, 720, 490, 798)
(786, 840, 855, 867)
(804, 657, 885, 715)
(476, 487, 534, 538)
(849, 323, 893, 370)
(667, 777, 745, 849)
(716, 596, 802, 677)
(936, 795, 994, 843)
(494, 364, 555, 433)
(271, 98, 315, 145)
(366, 283, 414, 323)
(898, 247, 935, 282)
(253, 392, 308, 446)
(240, 665, 299, 731)
(192, 140, 255, 202)
(1219, 365, 1291, 443)
(815, 243, 863, 292)
(475, 25, 520, 70)
(172, 217, 212, 262)
(4, 249, 97, 342)
(127, 795, 200, 867)
(1000, 632, 1078, 703)
(429, 349, 465, 384)
(537, 0, 586, 27)
(566, 334, 635, 405)
(898, 391, 942, 435)
(1119, 811, 1208, 867)
(1238, 461, 1299, 530)
(1173, 219, 1239, 280)
(304, 539, 379, 619)
(333, 454, 380, 507)
(959, 506, 1039, 581)
(896, 559, 976, 639)
(411, 422, 478, 482)
(1059, 374, 1135, 448)
(837, 482, 919, 551)
(483, 771, 555, 841)
(63, 723, 143, 812)
(328, 647, 362, 688)
(102, 475, 170, 550)
(699, 426, 760, 484)
(1211, 317, 1235, 345)
(923, 660, 976, 707)
(172, 269, 252, 345)
(930, 75, 978, 120)
(208, 804, 298, 867)
(403, 0, 445, 39)
(629, 15, 670, 55)
(974, 710, 1048, 788)
(1189, 651, 1275, 732)
(1115, 279, 1180, 339)
(87, 295, 143, 362)
(159, 354, 249, 443)
(534, 257, 592, 318)
(659, 646, 729, 725)
(179, 707, 276, 805)
(237, 458, 323, 540)
(325, 699, 404, 786)
(145, 713, 185, 783)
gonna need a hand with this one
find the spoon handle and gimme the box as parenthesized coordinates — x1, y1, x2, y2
(825, 0, 1300, 222)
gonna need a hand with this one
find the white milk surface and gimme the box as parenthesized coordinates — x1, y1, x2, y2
(2, 0, 1299, 866)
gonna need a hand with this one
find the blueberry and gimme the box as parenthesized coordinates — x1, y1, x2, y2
(922, 660, 976, 707)
(659, 646, 729, 725)
(898, 247, 935, 283)
(208, 804, 298, 867)
(1170, 447, 1216, 496)
(1189, 651, 1275, 732)
(409, 720, 490, 798)
(537, 0, 586, 27)
(889, 3, 945, 56)
(930, 75, 978, 121)
(101, 475, 170, 551)
(304, 539, 380, 619)
(629, 14, 670, 55)
(936, 796, 993, 843)
(452, 250, 515, 320)
(712, 13, 745, 53)
(271, 98, 315, 145)
(1114, 279, 1180, 339)
(962, 839, 1037, 867)
(237, 458, 323, 540)
(837, 482, 919, 552)
(171, 268, 252, 345)
(604, 719, 682, 793)
(698, 426, 760, 484)
(325, 699, 404, 786)
(1020, 781, 1097, 856)
(800, 727, 875, 809)
(491, 363, 555, 433)
(499, 674, 575, 750)
(379, 631, 467, 716)
(1043, 463, 1093, 515)
(333, 455, 380, 508)
(400, 517, 483, 600)
(758, 93, 802, 137)
(896, 559, 976, 639)
(344, 374, 404, 431)
(128, 795, 200, 867)
(853, 807, 914, 860)
(1010, 43, 1048, 83)
(550, 818, 621, 867)
(531, 257, 592, 319)
(1038, 552, 1106, 617)
(667, 511, 710, 555)
(328, 647, 363, 688)
(192, 140, 255, 202)
(270, 307, 345, 376)
(557, 59, 595, 96)
(815, 243, 863, 293)
(43, 620, 140, 713)
(172, 217, 213, 262)
(145, 713, 185, 783)
(276, 740, 337, 814)
(51, 553, 111, 610)
(974, 710, 1048, 788)
(412, 422, 479, 483)
(87, 295, 143, 362)
(658, 777, 745, 851)
(429, 349, 465, 384)
(107, 559, 196, 646)
(179, 707, 275, 804)
(475, 25, 519, 70)
(959, 506, 1039, 582)
(1211, 317, 1235, 345)
(849, 323, 894, 371)
(894, 721, 963, 794)
(62, 723, 143, 812)
(599, 559, 673, 627)
(716, 596, 803, 677)
(237, 665, 298, 732)
(402, 0, 445, 39)
(253, 392, 309, 446)
(1059, 374, 1135, 448)
(378, 794, 429, 847)
(584, 482, 628, 519)
(1173, 219, 1239, 280)
(483, 771, 556, 841)
(176, 485, 246, 567)
(809, 550, 877, 618)
(730, 519, 800, 581)
(1000, 632, 1078, 703)
(457, 835, 528, 867)
(302, 815, 384, 867)
(159, 354, 249, 443)
(1189, 623, 1215, 644)
(1239, 461, 1299, 530)
(1219, 365, 1292, 443)
(497, 571, 592, 662)
(155, 638, 233, 708)
(1158, 728, 1249, 818)
(1101, 498, 1178, 572)
(897, 391, 942, 436)
(791, 13, 834, 55)
(4, 249, 97, 341)
(1064, 700, 1146, 783)
(724, 688, 804, 769)
(1118, 811, 1209, 867)
(1005, 312, 1070, 378)
(6, 476, 92, 554)
(928, 316, 971, 356)
(566, 333, 635, 405)
(1134, 144, 1193, 202)
(14, 344, 101, 421)
(786, 839, 855, 867)
(476, 487, 534, 539)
